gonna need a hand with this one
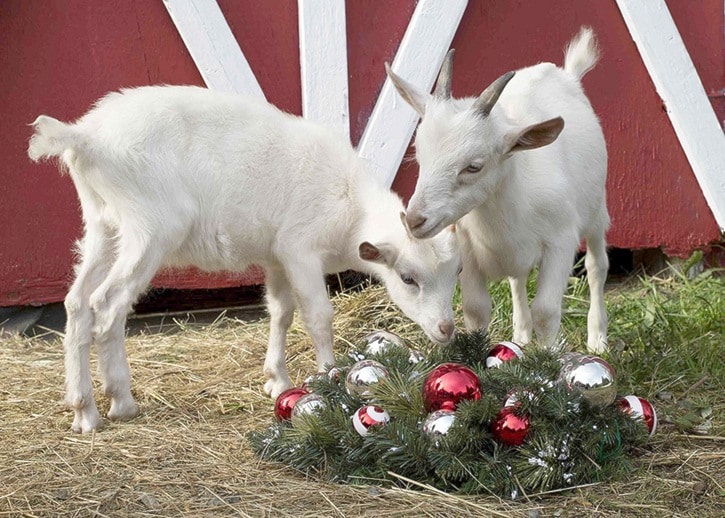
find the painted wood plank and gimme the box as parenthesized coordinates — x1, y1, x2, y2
(298, 0, 349, 137)
(162, 0, 265, 99)
(357, 0, 468, 187)
(616, 0, 725, 231)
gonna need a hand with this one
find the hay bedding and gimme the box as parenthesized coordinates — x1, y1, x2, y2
(0, 285, 722, 517)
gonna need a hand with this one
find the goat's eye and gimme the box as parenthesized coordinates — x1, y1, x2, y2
(463, 164, 483, 174)
(400, 273, 418, 287)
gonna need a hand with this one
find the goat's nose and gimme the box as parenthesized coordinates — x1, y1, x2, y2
(406, 212, 427, 230)
(438, 320, 454, 340)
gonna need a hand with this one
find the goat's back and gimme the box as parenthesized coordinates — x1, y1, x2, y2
(56, 86, 364, 270)
(498, 63, 608, 232)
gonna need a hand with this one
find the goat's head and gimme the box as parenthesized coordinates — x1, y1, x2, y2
(358, 213, 460, 344)
(386, 51, 564, 238)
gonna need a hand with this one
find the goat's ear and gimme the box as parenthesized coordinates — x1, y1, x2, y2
(385, 63, 428, 117)
(359, 241, 398, 267)
(507, 117, 565, 153)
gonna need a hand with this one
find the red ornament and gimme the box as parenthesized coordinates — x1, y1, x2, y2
(422, 363, 481, 412)
(491, 406, 530, 446)
(351, 405, 390, 436)
(618, 395, 658, 436)
(274, 387, 309, 421)
(486, 341, 524, 368)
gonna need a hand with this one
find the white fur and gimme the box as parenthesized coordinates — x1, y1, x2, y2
(388, 27, 609, 352)
(28, 87, 460, 433)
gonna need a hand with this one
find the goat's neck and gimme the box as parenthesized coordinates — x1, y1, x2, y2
(346, 171, 406, 276)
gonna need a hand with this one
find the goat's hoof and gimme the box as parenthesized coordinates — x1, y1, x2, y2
(70, 407, 103, 434)
(108, 397, 139, 421)
(264, 378, 293, 399)
(587, 341, 608, 354)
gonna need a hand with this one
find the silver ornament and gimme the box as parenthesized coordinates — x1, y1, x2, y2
(558, 351, 585, 365)
(408, 348, 425, 364)
(558, 354, 617, 407)
(362, 330, 406, 355)
(291, 393, 325, 418)
(345, 359, 389, 397)
(422, 410, 456, 436)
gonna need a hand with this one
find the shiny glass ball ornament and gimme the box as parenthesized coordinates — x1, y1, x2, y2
(618, 395, 658, 436)
(408, 348, 425, 364)
(491, 407, 530, 446)
(422, 363, 481, 412)
(326, 366, 344, 382)
(486, 341, 524, 368)
(422, 410, 456, 437)
(291, 393, 325, 418)
(345, 360, 389, 397)
(301, 372, 327, 390)
(351, 405, 390, 436)
(504, 389, 536, 408)
(558, 354, 617, 407)
(361, 330, 406, 355)
(558, 351, 585, 365)
(274, 387, 309, 421)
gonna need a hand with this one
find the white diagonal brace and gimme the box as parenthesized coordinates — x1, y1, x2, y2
(616, 0, 725, 231)
(162, 0, 265, 99)
(298, 0, 349, 137)
(357, 0, 468, 187)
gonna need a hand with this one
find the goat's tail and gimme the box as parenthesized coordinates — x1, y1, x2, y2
(28, 115, 83, 163)
(563, 26, 600, 81)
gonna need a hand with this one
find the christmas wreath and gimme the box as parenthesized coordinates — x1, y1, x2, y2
(249, 331, 656, 498)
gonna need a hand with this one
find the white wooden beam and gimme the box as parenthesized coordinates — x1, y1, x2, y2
(616, 0, 725, 231)
(162, 0, 265, 99)
(298, 0, 349, 137)
(357, 0, 468, 187)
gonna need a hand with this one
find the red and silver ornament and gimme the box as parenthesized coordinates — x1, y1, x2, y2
(618, 395, 657, 436)
(351, 405, 390, 436)
(486, 341, 524, 368)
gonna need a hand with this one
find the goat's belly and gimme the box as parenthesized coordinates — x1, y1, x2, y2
(165, 232, 270, 273)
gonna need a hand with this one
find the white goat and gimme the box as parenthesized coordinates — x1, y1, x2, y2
(386, 27, 609, 352)
(28, 86, 461, 433)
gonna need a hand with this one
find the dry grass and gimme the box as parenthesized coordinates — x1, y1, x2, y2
(1, 284, 723, 517)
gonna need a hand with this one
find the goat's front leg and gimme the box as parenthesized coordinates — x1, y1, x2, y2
(509, 275, 533, 344)
(459, 258, 492, 332)
(283, 258, 335, 374)
(531, 244, 576, 349)
(585, 232, 609, 353)
(262, 267, 295, 398)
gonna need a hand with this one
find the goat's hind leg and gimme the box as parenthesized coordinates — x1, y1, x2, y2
(64, 224, 115, 433)
(90, 227, 173, 422)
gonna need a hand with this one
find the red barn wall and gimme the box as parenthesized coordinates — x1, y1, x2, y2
(1, 0, 721, 306)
